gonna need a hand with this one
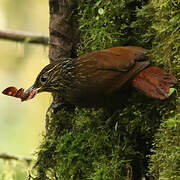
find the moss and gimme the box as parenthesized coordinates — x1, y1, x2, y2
(34, 94, 177, 179)
(135, 0, 180, 178)
(136, 0, 180, 72)
(34, 0, 179, 179)
(148, 112, 180, 179)
(77, 0, 149, 55)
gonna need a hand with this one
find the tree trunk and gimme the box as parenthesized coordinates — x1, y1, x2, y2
(33, 0, 79, 179)
(46, 0, 79, 133)
(32, 0, 179, 179)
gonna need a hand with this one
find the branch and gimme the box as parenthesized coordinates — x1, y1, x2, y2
(0, 29, 49, 45)
(0, 153, 32, 165)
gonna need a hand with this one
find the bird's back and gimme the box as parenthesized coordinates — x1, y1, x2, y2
(67, 46, 150, 107)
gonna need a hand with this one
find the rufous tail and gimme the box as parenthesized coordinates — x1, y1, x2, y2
(132, 66, 177, 100)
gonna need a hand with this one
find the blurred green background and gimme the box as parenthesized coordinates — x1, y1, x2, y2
(0, 0, 50, 178)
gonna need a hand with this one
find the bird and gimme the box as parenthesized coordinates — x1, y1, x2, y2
(21, 46, 177, 107)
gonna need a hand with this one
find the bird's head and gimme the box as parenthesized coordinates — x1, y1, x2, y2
(21, 62, 62, 101)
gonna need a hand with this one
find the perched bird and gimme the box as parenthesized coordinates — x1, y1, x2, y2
(22, 46, 177, 107)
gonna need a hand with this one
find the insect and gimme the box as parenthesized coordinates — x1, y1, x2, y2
(2, 86, 37, 101)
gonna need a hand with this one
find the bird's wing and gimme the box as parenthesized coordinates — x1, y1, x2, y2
(80, 46, 149, 72)
(75, 46, 150, 95)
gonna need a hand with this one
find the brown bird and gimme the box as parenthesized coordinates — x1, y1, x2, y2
(22, 46, 177, 107)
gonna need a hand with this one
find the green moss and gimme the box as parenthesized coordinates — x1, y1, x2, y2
(34, 0, 179, 179)
(135, 0, 180, 178)
(148, 112, 180, 179)
(34, 94, 177, 179)
(77, 0, 148, 55)
(136, 0, 180, 72)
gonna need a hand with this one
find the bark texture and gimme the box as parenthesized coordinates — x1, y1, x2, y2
(47, 0, 79, 132)
(34, 0, 79, 179)
(49, 0, 79, 62)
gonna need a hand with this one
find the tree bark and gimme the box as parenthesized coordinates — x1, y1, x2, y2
(47, 0, 79, 125)
(49, 0, 79, 63)
(34, 0, 79, 179)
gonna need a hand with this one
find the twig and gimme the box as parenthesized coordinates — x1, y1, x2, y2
(0, 153, 32, 165)
(0, 29, 49, 45)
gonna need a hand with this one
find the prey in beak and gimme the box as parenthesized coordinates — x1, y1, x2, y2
(21, 85, 38, 101)
(2, 86, 37, 102)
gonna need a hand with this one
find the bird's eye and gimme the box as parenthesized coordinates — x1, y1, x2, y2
(40, 75, 47, 84)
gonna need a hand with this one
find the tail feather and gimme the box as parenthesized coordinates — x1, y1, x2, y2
(132, 66, 177, 100)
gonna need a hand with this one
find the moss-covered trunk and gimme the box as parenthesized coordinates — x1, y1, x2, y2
(33, 0, 79, 179)
(33, 0, 180, 179)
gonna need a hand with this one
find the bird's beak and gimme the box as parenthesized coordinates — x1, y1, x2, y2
(21, 85, 38, 102)
(24, 85, 35, 94)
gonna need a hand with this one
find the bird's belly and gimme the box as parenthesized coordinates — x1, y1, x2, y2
(65, 81, 131, 107)
(63, 68, 134, 107)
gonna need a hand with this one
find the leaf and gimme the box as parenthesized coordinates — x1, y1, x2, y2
(168, 88, 176, 96)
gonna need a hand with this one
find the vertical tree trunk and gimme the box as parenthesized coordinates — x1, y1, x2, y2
(49, 0, 78, 62)
(46, 0, 79, 132)
(33, 1, 79, 179)
(48, 0, 79, 109)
